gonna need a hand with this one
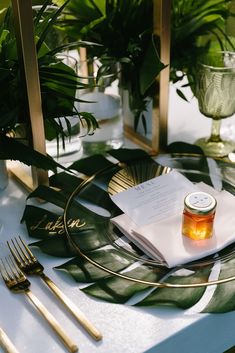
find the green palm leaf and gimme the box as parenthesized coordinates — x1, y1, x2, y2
(136, 266, 212, 309)
(0, 135, 67, 171)
(22, 148, 235, 313)
(82, 265, 169, 304)
(56, 248, 136, 283)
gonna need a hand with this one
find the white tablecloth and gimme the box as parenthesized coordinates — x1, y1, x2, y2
(1, 84, 235, 353)
(0, 178, 234, 353)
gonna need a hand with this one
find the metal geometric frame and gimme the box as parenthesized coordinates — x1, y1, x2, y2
(124, 0, 171, 154)
(8, 0, 48, 190)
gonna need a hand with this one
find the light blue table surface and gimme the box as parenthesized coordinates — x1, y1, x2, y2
(1, 82, 235, 353)
(0, 178, 234, 353)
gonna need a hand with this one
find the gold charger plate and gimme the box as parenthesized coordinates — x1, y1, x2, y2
(63, 153, 235, 288)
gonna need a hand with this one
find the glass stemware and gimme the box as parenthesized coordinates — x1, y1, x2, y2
(195, 51, 235, 157)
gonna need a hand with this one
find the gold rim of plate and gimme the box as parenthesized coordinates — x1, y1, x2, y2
(63, 154, 235, 288)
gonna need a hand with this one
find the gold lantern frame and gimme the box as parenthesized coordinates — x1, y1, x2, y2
(8, 0, 48, 191)
(124, 0, 171, 155)
(7, 0, 171, 190)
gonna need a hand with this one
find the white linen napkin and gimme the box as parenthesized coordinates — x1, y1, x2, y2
(111, 183, 235, 268)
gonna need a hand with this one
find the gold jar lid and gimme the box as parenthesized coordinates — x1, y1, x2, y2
(184, 191, 217, 215)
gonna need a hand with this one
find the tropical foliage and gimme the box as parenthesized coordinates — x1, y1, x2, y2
(0, 0, 98, 168)
(53, 0, 235, 113)
(171, 0, 235, 99)
(53, 0, 166, 131)
(22, 148, 235, 313)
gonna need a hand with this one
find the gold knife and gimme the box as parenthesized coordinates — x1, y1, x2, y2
(0, 328, 20, 353)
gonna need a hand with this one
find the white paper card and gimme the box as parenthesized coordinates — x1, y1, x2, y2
(110, 170, 198, 227)
(111, 183, 235, 268)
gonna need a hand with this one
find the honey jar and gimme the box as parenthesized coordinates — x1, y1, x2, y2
(182, 191, 217, 240)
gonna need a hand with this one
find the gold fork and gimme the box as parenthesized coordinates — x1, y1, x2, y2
(0, 256, 78, 353)
(7, 236, 102, 341)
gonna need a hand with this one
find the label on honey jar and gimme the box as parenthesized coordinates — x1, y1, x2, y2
(184, 191, 217, 215)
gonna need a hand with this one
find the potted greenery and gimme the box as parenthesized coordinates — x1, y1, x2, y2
(53, 0, 165, 132)
(170, 0, 235, 99)
(54, 0, 235, 128)
(0, 0, 98, 172)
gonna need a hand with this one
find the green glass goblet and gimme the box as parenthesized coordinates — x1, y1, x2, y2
(195, 51, 235, 157)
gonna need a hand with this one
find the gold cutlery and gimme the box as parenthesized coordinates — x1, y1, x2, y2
(0, 327, 20, 353)
(0, 256, 78, 353)
(7, 236, 102, 341)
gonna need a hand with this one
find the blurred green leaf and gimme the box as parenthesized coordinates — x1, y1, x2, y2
(171, 0, 234, 94)
(0, 135, 66, 171)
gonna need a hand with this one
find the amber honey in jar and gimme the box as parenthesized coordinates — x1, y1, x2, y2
(182, 191, 217, 240)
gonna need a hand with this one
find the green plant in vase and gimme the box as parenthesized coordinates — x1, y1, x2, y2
(166, 0, 235, 156)
(170, 0, 235, 100)
(0, 0, 98, 169)
(54, 0, 166, 132)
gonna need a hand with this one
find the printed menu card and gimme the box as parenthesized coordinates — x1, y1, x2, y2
(110, 171, 235, 267)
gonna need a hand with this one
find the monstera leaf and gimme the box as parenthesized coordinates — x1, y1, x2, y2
(22, 147, 235, 313)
